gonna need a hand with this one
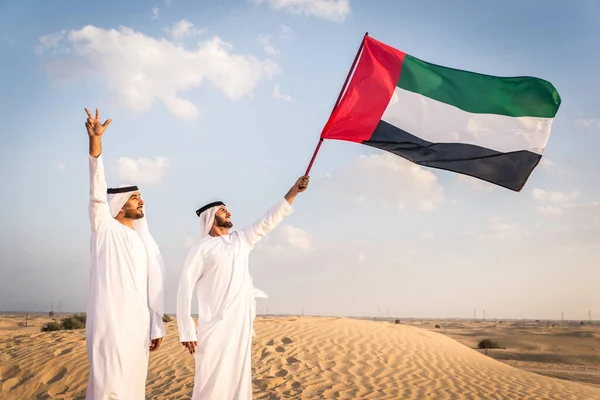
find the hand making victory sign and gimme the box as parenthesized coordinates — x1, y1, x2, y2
(85, 108, 112, 158)
(85, 108, 112, 137)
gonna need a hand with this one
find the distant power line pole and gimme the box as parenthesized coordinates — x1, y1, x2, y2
(561, 311, 564, 321)
(483, 309, 486, 320)
(473, 308, 477, 319)
(589, 310, 592, 323)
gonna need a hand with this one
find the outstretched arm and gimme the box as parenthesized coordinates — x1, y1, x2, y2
(243, 176, 309, 248)
(87, 108, 114, 231)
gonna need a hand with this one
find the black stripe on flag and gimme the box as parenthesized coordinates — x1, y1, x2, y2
(363, 120, 542, 192)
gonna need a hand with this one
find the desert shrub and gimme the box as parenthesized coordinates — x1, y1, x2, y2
(477, 338, 501, 349)
(41, 321, 62, 332)
(61, 313, 86, 330)
(40, 313, 86, 332)
(162, 314, 173, 323)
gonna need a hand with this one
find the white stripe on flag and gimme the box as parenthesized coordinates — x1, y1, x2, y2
(381, 87, 554, 155)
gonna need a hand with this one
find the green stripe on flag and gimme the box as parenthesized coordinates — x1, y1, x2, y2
(397, 54, 561, 118)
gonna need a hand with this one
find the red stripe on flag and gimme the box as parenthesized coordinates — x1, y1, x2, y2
(321, 36, 406, 143)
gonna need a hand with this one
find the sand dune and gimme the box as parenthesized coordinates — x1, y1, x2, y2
(1, 314, 600, 399)
(399, 318, 600, 388)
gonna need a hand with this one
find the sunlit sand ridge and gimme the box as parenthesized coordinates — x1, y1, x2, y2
(1, 314, 600, 399)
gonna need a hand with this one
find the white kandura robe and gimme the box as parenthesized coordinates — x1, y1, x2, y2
(86, 155, 165, 400)
(177, 199, 294, 400)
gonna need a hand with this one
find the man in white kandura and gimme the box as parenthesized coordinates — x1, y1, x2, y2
(85, 108, 166, 399)
(176, 175, 310, 399)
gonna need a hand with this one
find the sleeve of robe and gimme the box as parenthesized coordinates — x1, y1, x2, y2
(176, 248, 205, 342)
(89, 155, 112, 231)
(149, 308, 165, 340)
(242, 198, 294, 248)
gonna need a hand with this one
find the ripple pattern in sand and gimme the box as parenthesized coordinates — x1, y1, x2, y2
(2, 316, 600, 399)
(251, 317, 600, 399)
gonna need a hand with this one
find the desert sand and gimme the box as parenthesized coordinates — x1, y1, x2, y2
(1, 314, 600, 399)
(399, 318, 600, 390)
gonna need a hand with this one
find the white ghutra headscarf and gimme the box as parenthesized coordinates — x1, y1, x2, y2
(107, 184, 165, 320)
(195, 201, 225, 239)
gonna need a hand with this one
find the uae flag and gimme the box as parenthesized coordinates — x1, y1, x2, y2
(320, 35, 561, 191)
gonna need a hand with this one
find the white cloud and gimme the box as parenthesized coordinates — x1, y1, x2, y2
(263, 60, 282, 79)
(537, 205, 563, 216)
(258, 224, 313, 252)
(576, 118, 600, 130)
(273, 83, 295, 101)
(167, 20, 206, 40)
(539, 157, 558, 170)
(57, 162, 66, 170)
(280, 24, 293, 39)
(114, 156, 168, 184)
(541, 202, 600, 247)
(470, 201, 600, 250)
(324, 153, 445, 211)
(252, 0, 351, 22)
(257, 34, 278, 55)
(37, 25, 280, 121)
(36, 31, 69, 55)
(532, 188, 579, 204)
(489, 216, 521, 233)
(282, 226, 312, 250)
(532, 188, 581, 217)
(152, 6, 160, 20)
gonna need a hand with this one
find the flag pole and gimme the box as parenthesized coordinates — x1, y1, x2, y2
(304, 32, 368, 176)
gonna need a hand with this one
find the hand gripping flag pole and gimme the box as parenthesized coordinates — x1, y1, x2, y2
(304, 32, 369, 176)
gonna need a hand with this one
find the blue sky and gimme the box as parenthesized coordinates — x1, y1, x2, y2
(1, 0, 598, 320)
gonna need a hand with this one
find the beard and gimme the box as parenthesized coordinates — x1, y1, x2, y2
(123, 208, 144, 220)
(215, 215, 233, 229)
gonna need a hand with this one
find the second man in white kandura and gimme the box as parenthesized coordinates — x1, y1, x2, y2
(176, 175, 309, 400)
(85, 108, 166, 399)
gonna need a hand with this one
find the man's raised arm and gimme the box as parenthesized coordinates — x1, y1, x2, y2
(242, 176, 309, 248)
(86, 108, 113, 231)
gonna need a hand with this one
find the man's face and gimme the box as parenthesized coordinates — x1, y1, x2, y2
(121, 192, 144, 220)
(214, 206, 233, 229)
